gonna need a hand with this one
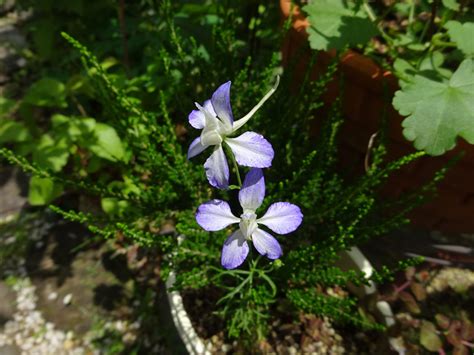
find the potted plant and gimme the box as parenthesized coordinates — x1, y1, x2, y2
(0, 2, 442, 352)
(280, 0, 474, 233)
(159, 70, 431, 352)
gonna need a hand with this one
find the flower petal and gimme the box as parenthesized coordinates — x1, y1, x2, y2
(196, 199, 240, 231)
(203, 99, 216, 117)
(195, 102, 218, 129)
(239, 168, 265, 211)
(188, 109, 205, 129)
(252, 228, 282, 260)
(211, 81, 234, 131)
(258, 202, 303, 235)
(187, 137, 207, 159)
(221, 230, 249, 269)
(225, 132, 274, 168)
(204, 145, 229, 189)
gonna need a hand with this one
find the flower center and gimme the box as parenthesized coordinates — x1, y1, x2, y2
(239, 212, 257, 240)
(200, 128, 223, 147)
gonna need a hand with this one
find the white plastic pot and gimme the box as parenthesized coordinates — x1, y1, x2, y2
(166, 246, 394, 355)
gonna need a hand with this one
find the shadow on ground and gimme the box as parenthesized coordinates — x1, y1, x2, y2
(21, 214, 185, 354)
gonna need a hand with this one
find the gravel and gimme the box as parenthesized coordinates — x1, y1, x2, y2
(427, 267, 474, 294)
(0, 278, 96, 355)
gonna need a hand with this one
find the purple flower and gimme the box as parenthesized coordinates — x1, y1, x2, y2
(187, 78, 280, 189)
(195, 168, 303, 269)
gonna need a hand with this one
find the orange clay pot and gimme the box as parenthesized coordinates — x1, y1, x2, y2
(280, 0, 474, 233)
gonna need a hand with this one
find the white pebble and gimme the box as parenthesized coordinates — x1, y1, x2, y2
(63, 293, 73, 305)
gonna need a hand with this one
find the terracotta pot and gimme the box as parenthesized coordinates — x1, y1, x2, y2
(280, 0, 474, 233)
(166, 247, 395, 354)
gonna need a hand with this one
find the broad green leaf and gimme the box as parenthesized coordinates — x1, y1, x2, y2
(23, 78, 67, 108)
(442, 0, 460, 10)
(420, 51, 444, 71)
(392, 33, 414, 47)
(32, 135, 70, 172)
(420, 321, 443, 352)
(101, 197, 129, 216)
(445, 21, 474, 56)
(303, 0, 377, 51)
(28, 176, 63, 206)
(393, 58, 417, 85)
(88, 123, 126, 162)
(393, 59, 474, 156)
(394, 2, 411, 14)
(0, 121, 31, 143)
(52, 114, 96, 141)
(419, 51, 453, 79)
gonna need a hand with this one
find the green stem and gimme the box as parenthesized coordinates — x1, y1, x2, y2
(431, 39, 457, 48)
(227, 145, 242, 187)
(408, 0, 416, 34)
(362, 0, 394, 46)
(418, 16, 431, 43)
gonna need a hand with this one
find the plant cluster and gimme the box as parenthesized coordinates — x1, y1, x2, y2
(0, 0, 446, 350)
(303, 0, 474, 156)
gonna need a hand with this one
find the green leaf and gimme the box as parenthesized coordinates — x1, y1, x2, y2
(52, 114, 96, 141)
(393, 58, 417, 85)
(303, 0, 377, 51)
(442, 0, 460, 10)
(87, 123, 126, 162)
(32, 135, 70, 172)
(393, 59, 474, 155)
(395, 53, 452, 87)
(23, 78, 67, 108)
(445, 21, 474, 56)
(28, 177, 63, 206)
(419, 51, 453, 79)
(435, 314, 451, 329)
(419, 52, 443, 71)
(101, 197, 129, 216)
(0, 121, 31, 143)
(410, 282, 426, 301)
(392, 33, 414, 47)
(399, 291, 421, 314)
(420, 321, 443, 352)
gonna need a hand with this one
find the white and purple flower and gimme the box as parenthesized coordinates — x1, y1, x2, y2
(195, 168, 303, 269)
(187, 78, 279, 189)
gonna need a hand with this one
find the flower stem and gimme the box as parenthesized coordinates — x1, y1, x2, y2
(227, 147, 242, 187)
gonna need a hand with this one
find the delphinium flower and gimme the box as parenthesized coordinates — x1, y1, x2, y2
(195, 168, 303, 269)
(187, 78, 279, 189)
